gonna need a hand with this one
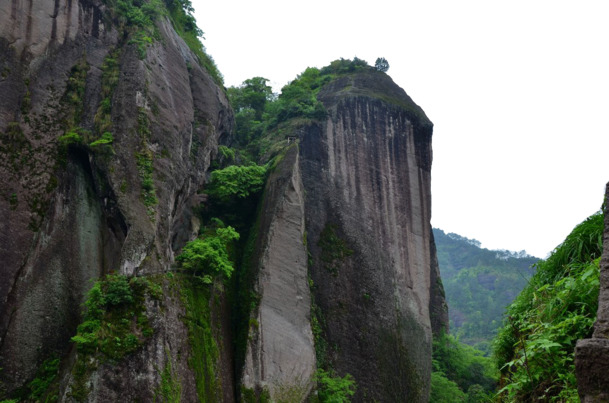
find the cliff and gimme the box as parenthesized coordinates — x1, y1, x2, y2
(241, 70, 447, 401)
(0, 0, 232, 399)
(0, 2, 445, 401)
(575, 182, 609, 402)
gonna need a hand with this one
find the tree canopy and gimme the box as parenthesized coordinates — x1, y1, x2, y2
(375, 57, 389, 72)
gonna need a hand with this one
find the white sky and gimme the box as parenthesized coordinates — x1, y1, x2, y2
(193, 0, 609, 258)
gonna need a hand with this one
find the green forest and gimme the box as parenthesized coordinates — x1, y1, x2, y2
(433, 229, 539, 353)
(431, 210, 604, 402)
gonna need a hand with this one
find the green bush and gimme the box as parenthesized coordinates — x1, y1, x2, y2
(71, 275, 154, 360)
(493, 211, 603, 401)
(177, 221, 239, 283)
(316, 369, 356, 402)
(430, 371, 466, 402)
(432, 332, 497, 400)
(206, 164, 267, 202)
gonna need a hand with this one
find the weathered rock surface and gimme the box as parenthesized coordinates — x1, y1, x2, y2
(242, 145, 316, 400)
(1, 2, 445, 400)
(575, 181, 609, 402)
(299, 71, 441, 402)
(240, 71, 446, 402)
(0, 0, 231, 397)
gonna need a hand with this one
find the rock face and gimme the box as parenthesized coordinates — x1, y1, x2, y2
(241, 71, 446, 402)
(0, 0, 231, 397)
(302, 72, 440, 402)
(0, 1, 445, 400)
(242, 145, 316, 400)
(575, 182, 609, 402)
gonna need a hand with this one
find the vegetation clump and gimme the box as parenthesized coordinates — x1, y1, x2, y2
(430, 332, 497, 402)
(227, 58, 378, 160)
(493, 211, 603, 401)
(177, 219, 240, 284)
(318, 223, 353, 275)
(70, 274, 155, 360)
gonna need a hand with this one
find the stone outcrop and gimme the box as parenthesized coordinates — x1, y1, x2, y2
(241, 71, 446, 402)
(301, 72, 440, 402)
(575, 182, 609, 402)
(242, 145, 316, 400)
(0, 0, 231, 397)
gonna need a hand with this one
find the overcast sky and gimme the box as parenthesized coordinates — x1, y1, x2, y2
(193, 0, 609, 258)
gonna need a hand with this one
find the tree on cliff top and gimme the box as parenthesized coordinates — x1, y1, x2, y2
(375, 57, 390, 72)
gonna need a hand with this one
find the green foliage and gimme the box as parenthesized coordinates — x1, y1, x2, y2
(176, 221, 239, 283)
(58, 128, 84, 147)
(228, 77, 274, 120)
(227, 58, 375, 160)
(70, 274, 154, 361)
(136, 149, 158, 211)
(493, 211, 603, 402)
(316, 369, 357, 403)
(217, 145, 235, 162)
(206, 164, 267, 202)
(17, 357, 61, 402)
(433, 228, 538, 352)
(103, 0, 164, 58)
(176, 274, 221, 401)
(319, 57, 372, 76)
(94, 51, 120, 139)
(318, 223, 353, 275)
(89, 131, 114, 147)
(432, 332, 497, 400)
(156, 356, 182, 402)
(228, 77, 274, 145)
(63, 59, 89, 123)
(164, 0, 223, 84)
(374, 57, 390, 72)
(430, 371, 466, 402)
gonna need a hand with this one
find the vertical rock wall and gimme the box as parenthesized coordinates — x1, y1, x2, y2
(241, 71, 446, 402)
(0, 0, 232, 396)
(242, 145, 316, 400)
(299, 72, 442, 402)
(575, 182, 609, 402)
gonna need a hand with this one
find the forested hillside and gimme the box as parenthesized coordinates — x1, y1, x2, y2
(433, 228, 539, 352)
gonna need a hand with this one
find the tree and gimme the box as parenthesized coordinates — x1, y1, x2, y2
(228, 77, 273, 120)
(375, 57, 389, 72)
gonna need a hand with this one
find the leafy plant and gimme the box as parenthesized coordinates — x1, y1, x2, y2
(176, 220, 239, 283)
(71, 274, 154, 360)
(493, 211, 603, 401)
(318, 223, 353, 275)
(89, 132, 113, 147)
(431, 332, 497, 401)
(315, 369, 357, 402)
(206, 164, 267, 202)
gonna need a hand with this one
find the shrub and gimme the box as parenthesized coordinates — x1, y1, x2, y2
(493, 211, 603, 401)
(177, 221, 239, 283)
(316, 369, 356, 402)
(206, 164, 267, 202)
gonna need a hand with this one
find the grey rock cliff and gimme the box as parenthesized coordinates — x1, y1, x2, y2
(242, 145, 316, 400)
(241, 71, 446, 402)
(0, 0, 231, 397)
(575, 181, 609, 402)
(303, 71, 440, 401)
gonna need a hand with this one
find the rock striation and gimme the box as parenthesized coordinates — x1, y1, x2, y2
(575, 182, 609, 402)
(0, 1, 445, 401)
(241, 145, 316, 400)
(0, 0, 231, 398)
(241, 71, 447, 401)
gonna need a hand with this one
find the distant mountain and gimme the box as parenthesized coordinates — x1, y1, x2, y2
(433, 228, 539, 353)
